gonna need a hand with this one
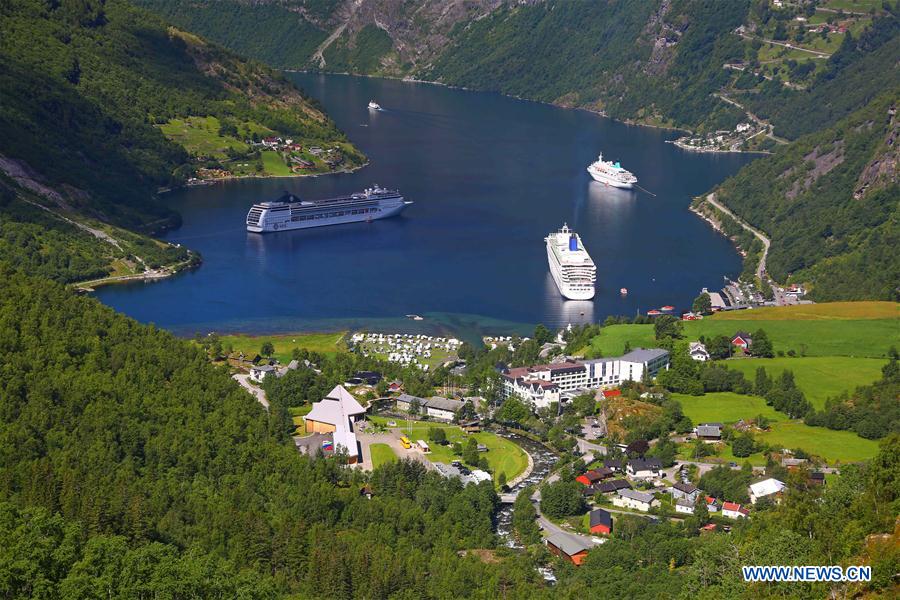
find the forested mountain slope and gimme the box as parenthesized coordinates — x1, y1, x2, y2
(696, 94, 898, 301)
(1, 267, 899, 597)
(0, 0, 360, 230)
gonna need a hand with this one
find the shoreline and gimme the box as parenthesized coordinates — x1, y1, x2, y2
(287, 70, 695, 137)
(158, 159, 370, 195)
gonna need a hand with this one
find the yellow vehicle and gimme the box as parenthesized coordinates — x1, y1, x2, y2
(399, 436, 412, 449)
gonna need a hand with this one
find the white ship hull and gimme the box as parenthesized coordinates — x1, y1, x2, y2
(247, 187, 410, 233)
(587, 166, 634, 188)
(545, 225, 596, 300)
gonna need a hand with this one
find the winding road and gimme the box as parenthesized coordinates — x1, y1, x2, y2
(704, 192, 771, 282)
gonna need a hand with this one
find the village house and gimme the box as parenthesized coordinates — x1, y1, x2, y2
(249, 363, 275, 383)
(722, 502, 750, 519)
(671, 482, 701, 504)
(302, 385, 366, 464)
(695, 422, 723, 441)
(589, 509, 613, 535)
(749, 478, 786, 504)
(594, 479, 632, 495)
(576, 468, 613, 486)
(612, 489, 658, 512)
(603, 459, 624, 472)
(626, 458, 662, 479)
(808, 472, 826, 486)
(731, 331, 753, 350)
(705, 496, 720, 513)
(675, 498, 695, 515)
(545, 532, 592, 566)
(689, 341, 710, 362)
(395, 394, 466, 421)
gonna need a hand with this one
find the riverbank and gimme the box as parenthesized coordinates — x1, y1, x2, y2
(158, 159, 370, 194)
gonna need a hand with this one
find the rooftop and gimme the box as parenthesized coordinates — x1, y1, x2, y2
(617, 489, 655, 504)
(620, 348, 670, 363)
(546, 531, 593, 556)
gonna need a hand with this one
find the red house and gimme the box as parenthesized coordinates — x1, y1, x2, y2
(576, 468, 612, 486)
(602, 389, 621, 399)
(546, 532, 591, 566)
(731, 331, 753, 349)
(589, 509, 612, 535)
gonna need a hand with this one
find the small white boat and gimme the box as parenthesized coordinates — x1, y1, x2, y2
(620, 287, 628, 295)
(368, 100, 382, 111)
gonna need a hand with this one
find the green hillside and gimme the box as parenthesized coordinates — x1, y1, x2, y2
(697, 93, 898, 300)
(0, 0, 362, 230)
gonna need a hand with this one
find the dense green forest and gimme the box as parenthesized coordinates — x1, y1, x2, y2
(742, 13, 900, 140)
(1, 266, 898, 597)
(0, 0, 358, 229)
(704, 93, 898, 300)
(426, 0, 750, 132)
(133, 0, 328, 69)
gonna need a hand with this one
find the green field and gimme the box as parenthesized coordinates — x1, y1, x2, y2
(369, 443, 398, 468)
(683, 318, 896, 358)
(582, 324, 656, 357)
(369, 416, 528, 484)
(260, 150, 293, 176)
(218, 331, 347, 363)
(725, 357, 886, 409)
(758, 421, 879, 463)
(705, 302, 897, 320)
(673, 390, 880, 463)
(674, 392, 781, 424)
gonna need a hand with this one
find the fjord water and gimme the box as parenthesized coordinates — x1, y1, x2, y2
(95, 73, 756, 339)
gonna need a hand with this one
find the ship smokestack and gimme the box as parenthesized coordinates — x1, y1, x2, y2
(569, 234, 578, 251)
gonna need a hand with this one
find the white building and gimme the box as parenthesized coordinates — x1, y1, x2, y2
(249, 364, 275, 383)
(612, 489, 658, 512)
(749, 478, 786, 504)
(627, 458, 663, 479)
(722, 502, 749, 519)
(689, 341, 710, 362)
(302, 385, 366, 463)
(675, 498, 695, 515)
(499, 348, 670, 408)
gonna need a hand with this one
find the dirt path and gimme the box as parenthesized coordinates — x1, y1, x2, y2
(232, 373, 269, 410)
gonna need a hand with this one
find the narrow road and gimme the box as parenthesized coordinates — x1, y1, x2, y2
(737, 32, 831, 57)
(704, 192, 771, 282)
(233, 373, 269, 410)
(74, 258, 194, 291)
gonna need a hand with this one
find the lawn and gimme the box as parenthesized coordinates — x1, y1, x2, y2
(705, 302, 897, 320)
(724, 356, 887, 409)
(158, 116, 263, 159)
(582, 324, 656, 357)
(672, 391, 880, 463)
(673, 392, 781, 425)
(683, 318, 896, 358)
(370, 443, 398, 468)
(368, 416, 528, 484)
(759, 421, 879, 463)
(218, 331, 347, 363)
(261, 150, 294, 176)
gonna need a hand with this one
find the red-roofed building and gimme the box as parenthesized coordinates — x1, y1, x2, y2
(722, 502, 749, 519)
(602, 389, 621, 399)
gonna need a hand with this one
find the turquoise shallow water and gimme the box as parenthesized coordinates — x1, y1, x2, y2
(95, 73, 756, 339)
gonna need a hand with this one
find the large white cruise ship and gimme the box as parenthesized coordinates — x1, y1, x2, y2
(246, 186, 411, 233)
(587, 153, 638, 188)
(545, 224, 596, 300)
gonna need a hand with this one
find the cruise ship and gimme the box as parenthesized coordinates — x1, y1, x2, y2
(545, 224, 596, 300)
(587, 153, 638, 188)
(246, 186, 411, 233)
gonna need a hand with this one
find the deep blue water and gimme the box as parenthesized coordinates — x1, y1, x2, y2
(95, 73, 756, 340)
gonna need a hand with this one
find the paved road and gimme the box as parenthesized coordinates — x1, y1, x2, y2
(232, 373, 269, 410)
(705, 192, 772, 283)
